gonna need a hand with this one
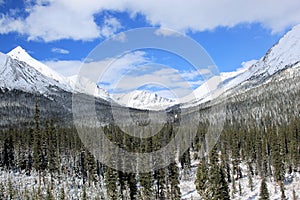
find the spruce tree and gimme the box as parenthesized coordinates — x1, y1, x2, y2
(208, 146, 230, 200)
(46, 185, 55, 200)
(33, 100, 43, 171)
(48, 120, 58, 174)
(2, 134, 14, 170)
(271, 128, 285, 182)
(59, 187, 65, 200)
(154, 168, 166, 199)
(8, 179, 16, 200)
(105, 166, 119, 200)
(259, 178, 269, 200)
(127, 172, 138, 200)
(195, 158, 209, 199)
(139, 172, 153, 199)
(0, 182, 5, 199)
(168, 162, 181, 200)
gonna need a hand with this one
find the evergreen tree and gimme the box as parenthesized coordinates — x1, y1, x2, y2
(127, 172, 138, 200)
(154, 168, 166, 199)
(208, 146, 230, 200)
(168, 162, 181, 200)
(0, 182, 5, 199)
(59, 187, 65, 200)
(85, 150, 97, 185)
(271, 128, 285, 182)
(46, 185, 55, 200)
(48, 120, 58, 173)
(259, 178, 269, 200)
(33, 100, 43, 171)
(8, 179, 16, 200)
(105, 166, 119, 200)
(2, 134, 14, 170)
(195, 158, 209, 199)
(139, 172, 153, 199)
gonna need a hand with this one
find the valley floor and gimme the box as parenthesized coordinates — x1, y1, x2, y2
(180, 160, 300, 200)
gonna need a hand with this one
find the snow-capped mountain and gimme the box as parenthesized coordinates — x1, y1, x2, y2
(180, 59, 256, 105)
(114, 90, 176, 110)
(0, 52, 68, 94)
(2, 23, 300, 110)
(183, 24, 300, 106)
(8, 46, 70, 87)
(4, 46, 111, 100)
(67, 75, 110, 101)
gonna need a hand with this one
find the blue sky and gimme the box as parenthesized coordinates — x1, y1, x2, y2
(1, 0, 300, 97)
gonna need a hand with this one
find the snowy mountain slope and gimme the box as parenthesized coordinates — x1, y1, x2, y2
(252, 24, 300, 77)
(5, 46, 111, 101)
(182, 24, 300, 107)
(7, 46, 69, 87)
(0, 52, 68, 95)
(67, 75, 111, 101)
(3, 23, 300, 110)
(114, 90, 177, 110)
(180, 60, 254, 106)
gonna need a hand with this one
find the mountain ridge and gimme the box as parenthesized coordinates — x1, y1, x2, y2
(182, 24, 300, 107)
(1, 24, 300, 110)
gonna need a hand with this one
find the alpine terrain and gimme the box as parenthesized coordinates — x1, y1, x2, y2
(0, 24, 299, 200)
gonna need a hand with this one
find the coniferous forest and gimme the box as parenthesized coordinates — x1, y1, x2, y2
(0, 99, 299, 199)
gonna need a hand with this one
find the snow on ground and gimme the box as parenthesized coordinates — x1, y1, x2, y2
(0, 170, 105, 199)
(180, 163, 300, 200)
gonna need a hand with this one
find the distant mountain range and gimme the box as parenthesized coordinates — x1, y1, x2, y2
(1, 24, 300, 113)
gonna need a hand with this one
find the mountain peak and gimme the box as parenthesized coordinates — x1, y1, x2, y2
(7, 46, 69, 86)
(8, 46, 28, 57)
(114, 90, 176, 110)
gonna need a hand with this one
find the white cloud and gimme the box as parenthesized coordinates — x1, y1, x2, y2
(0, 0, 122, 41)
(45, 51, 201, 97)
(126, 0, 300, 34)
(112, 32, 127, 42)
(51, 47, 69, 54)
(1, 0, 300, 41)
(100, 17, 122, 38)
(154, 28, 182, 37)
(44, 60, 82, 77)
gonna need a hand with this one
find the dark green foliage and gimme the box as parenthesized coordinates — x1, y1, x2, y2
(139, 172, 153, 199)
(1, 133, 14, 170)
(59, 187, 65, 200)
(105, 166, 119, 200)
(0, 101, 299, 199)
(154, 168, 166, 199)
(259, 178, 269, 200)
(195, 158, 209, 199)
(46, 185, 55, 200)
(8, 179, 16, 200)
(33, 100, 43, 171)
(168, 162, 181, 200)
(128, 173, 138, 199)
(47, 120, 58, 173)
